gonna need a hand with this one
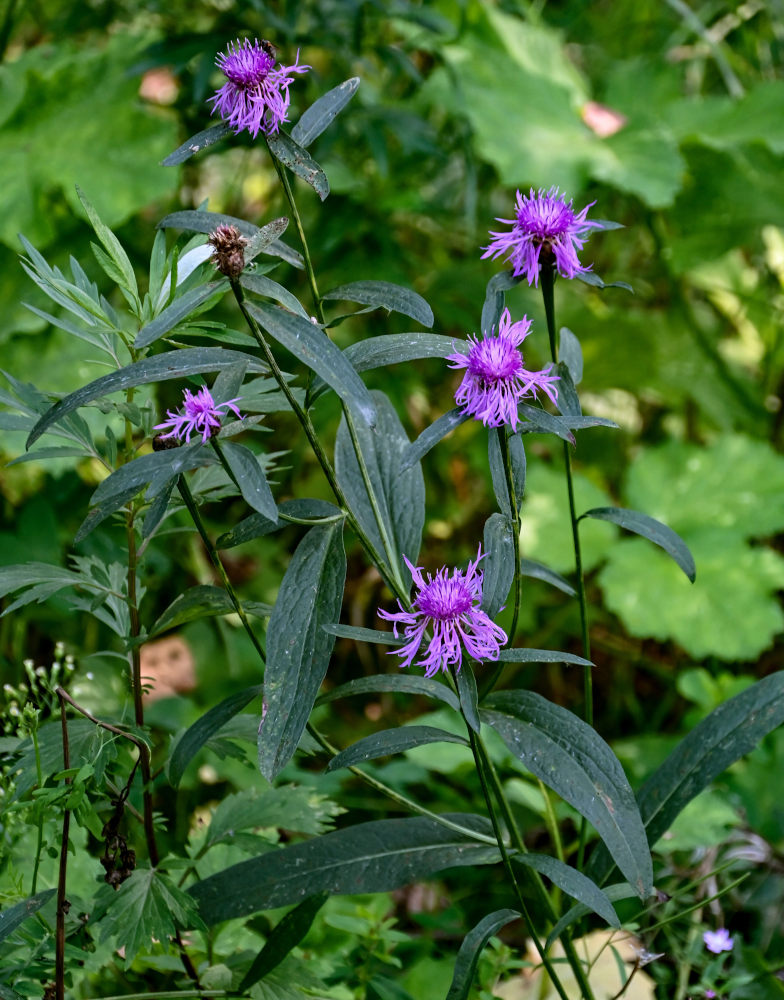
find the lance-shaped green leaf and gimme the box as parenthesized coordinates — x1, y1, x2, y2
(400, 408, 471, 472)
(157, 210, 302, 268)
(316, 672, 459, 711)
(168, 684, 263, 786)
(26, 348, 268, 448)
(575, 271, 633, 293)
(555, 364, 581, 417)
(149, 585, 271, 639)
(481, 269, 523, 336)
(259, 522, 346, 781)
(322, 624, 404, 646)
(519, 558, 576, 596)
(0, 889, 56, 942)
(162, 122, 234, 166)
(322, 281, 434, 328)
(446, 909, 520, 1000)
(309, 333, 466, 404)
(488, 430, 525, 517)
(239, 891, 331, 991)
(482, 691, 652, 899)
(586, 671, 784, 887)
(0, 984, 25, 1000)
(581, 507, 696, 582)
(546, 884, 637, 951)
(496, 648, 594, 667)
(327, 725, 469, 772)
(189, 814, 499, 923)
(241, 272, 310, 318)
(455, 666, 480, 735)
(267, 130, 329, 201)
(559, 327, 583, 384)
(247, 300, 376, 426)
(292, 77, 360, 147)
(135, 279, 230, 348)
(510, 854, 619, 928)
(481, 514, 515, 618)
(335, 390, 425, 579)
(77, 186, 137, 300)
(0, 563, 89, 614)
(219, 441, 277, 521)
(89, 445, 212, 507)
(217, 498, 342, 548)
(74, 485, 140, 543)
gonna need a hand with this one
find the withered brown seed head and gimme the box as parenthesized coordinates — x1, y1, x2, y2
(208, 224, 249, 279)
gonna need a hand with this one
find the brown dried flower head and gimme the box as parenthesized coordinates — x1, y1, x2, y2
(208, 224, 249, 278)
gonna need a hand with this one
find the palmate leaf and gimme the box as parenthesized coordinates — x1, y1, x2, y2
(259, 522, 346, 780)
(206, 786, 343, 847)
(189, 814, 499, 924)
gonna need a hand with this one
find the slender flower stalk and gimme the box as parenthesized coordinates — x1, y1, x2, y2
(209, 38, 309, 138)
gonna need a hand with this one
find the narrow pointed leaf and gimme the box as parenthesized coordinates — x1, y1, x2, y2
(135, 279, 229, 348)
(247, 300, 376, 426)
(217, 498, 342, 548)
(292, 77, 360, 147)
(510, 854, 619, 927)
(241, 272, 310, 318)
(518, 405, 575, 445)
(581, 507, 696, 582)
(555, 364, 581, 417)
(327, 725, 468, 772)
(519, 559, 576, 596)
(26, 348, 269, 448)
(316, 672, 459, 711)
(157, 210, 302, 267)
(162, 123, 234, 166)
(266, 131, 329, 200)
(149, 585, 271, 638)
(400, 407, 471, 472)
(488, 431, 525, 516)
(575, 271, 633, 292)
(238, 891, 330, 991)
(188, 814, 499, 923)
(220, 441, 278, 520)
(259, 523, 346, 780)
(168, 684, 263, 786)
(482, 691, 652, 898)
(446, 909, 520, 1000)
(481, 269, 523, 336)
(496, 648, 593, 667)
(546, 884, 637, 951)
(74, 485, 140, 542)
(0, 889, 56, 942)
(76, 186, 137, 299)
(559, 328, 583, 384)
(90, 445, 212, 506)
(322, 281, 434, 328)
(455, 666, 480, 735)
(322, 624, 404, 646)
(481, 514, 515, 618)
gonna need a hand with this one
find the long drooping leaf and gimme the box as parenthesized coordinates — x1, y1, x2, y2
(519, 558, 576, 597)
(89, 445, 212, 507)
(0, 890, 55, 942)
(400, 408, 471, 472)
(217, 498, 343, 549)
(496, 648, 593, 667)
(241, 272, 310, 318)
(220, 441, 278, 520)
(510, 854, 619, 927)
(481, 514, 515, 618)
(586, 671, 784, 886)
(482, 691, 652, 898)
(315, 672, 459, 711)
(266, 131, 329, 200)
(327, 726, 468, 772)
(189, 814, 499, 924)
(135, 279, 229, 349)
(291, 77, 360, 147)
(162, 123, 234, 166)
(335, 390, 425, 580)
(247, 300, 376, 426)
(488, 430, 525, 516)
(581, 507, 696, 582)
(445, 909, 520, 1000)
(322, 280, 434, 328)
(168, 685, 263, 787)
(258, 523, 346, 780)
(74, 484, 140, 543)
(149, 585, 271, 639)
(545, 884, 637, 951)
(26, 348, 269, 447)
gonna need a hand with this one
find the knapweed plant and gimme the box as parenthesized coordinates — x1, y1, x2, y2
(2, 36, 784, 1000)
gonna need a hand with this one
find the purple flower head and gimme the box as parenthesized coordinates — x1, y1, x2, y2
(703, 928, 734, 955)
(447, 308, 559, 431)
(704, 991, 717, 999)
(378, 547, 507, 678)
(154, 386, 242, 444)
(482, 187, 603, 287)
(208, 38, 310, 138)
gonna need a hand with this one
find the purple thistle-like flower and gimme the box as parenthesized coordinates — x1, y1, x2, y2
(208, 38, 310, 138)
(482, 186, 603, 287)
(378, 547, 507, 678)
(154, 386, 242, 444)
(446, 308, 559, 431)
(703, 929, 734, 955)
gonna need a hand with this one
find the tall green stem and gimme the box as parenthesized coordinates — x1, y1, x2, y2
(500, 427, 523, 643)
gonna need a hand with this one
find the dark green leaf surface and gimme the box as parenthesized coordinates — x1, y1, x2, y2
(322, 624, 404, 645)
(445, 909, 520, 1000)
(189, 814, 499, 923)
(239, 892, 330, 991)
(455, 666, 480, 735)
(248, 300, 376, 426)
(0, 889, 55, 941)
(26, 348, 269, 448)
(482, 691, 652, 898)
(292, 77, 360, 147)
(157, 210, 303, 268)
(316, 672, 459, 711)
(162, 123, 234, 166)
(74, 484, 140, 543)
(267, 131, 330, 200)
(400, 407, 471, 472)
(90, 445, 212, 506)
(582, 506, 696, 582)
(217, 498, 342, 548)
(259, 523, 346, 780)
(545, 883, 636, 950)
(481, 514, 515, 618)
(241, 272, 310, 317)
(149, 585, 271, 638)
(555, 364, 581, 417)
(519, 559, 576, 596)
(558, 327, 583, 384)
(481, 269, 523, 335)
(327, 726, 469, 771)
(134, 279, 229, 349)
(220, 441, 278, 521)
(496, 648, 593, 667)
(322, 280, 434, 328)
(510, 854, 619, 927)
(168, 685, 263, 786)
(575, 271, 634, 292)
